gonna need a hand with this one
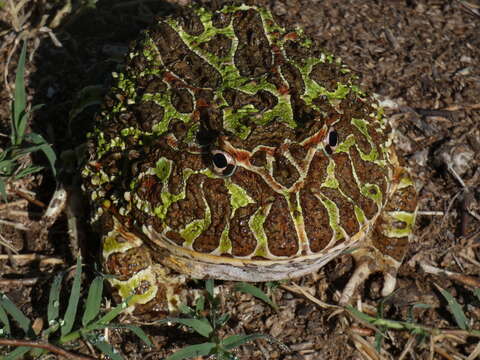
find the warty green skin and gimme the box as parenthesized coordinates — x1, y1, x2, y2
(82, 4, 417, 313)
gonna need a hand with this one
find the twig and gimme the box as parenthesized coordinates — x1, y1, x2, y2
(281, 283, 338, 309)
(13, 188, 46, 208)
(422, 263, 480, 288)
(0, 338, 95, 360)
(0, 277, 40, 286)
(0, 219, 29, 231)
(0, 254, 64, 265)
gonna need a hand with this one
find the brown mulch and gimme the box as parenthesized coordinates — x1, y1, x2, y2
(0, 0, 479, 359)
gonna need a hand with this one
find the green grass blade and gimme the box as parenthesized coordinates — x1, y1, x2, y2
(205, 279, 214, 298)
(160, 318, 213, 338)
(474, 288, 480, 302)
(216, 313, 230, 327)
(439, 288, 468, 330)
(96, 297, 131, 325)
(5, 346, 31, 360)
(14, 165, 44, 180)
(0, 159, 16, 176)
(92, 340, 123, 360)
(0, 302, 11, 335)
(24, 132, 57, 177)
(82, 276, 103, 326)
(12, 41, 27, 145)
(0, 178, 7, 202)
(166, 342, 216, 360)
(113, 324, 153, 347)
(179, 303, 195, 316)
(234, 282, 278, 310)
(195, 295, 205, 313)
(0, 293, 31, 334)
(48, 273, 63, 323)
(61, 257, 82, 336)
(221, 333, 267, 350)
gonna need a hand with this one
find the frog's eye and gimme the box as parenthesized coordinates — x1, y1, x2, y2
(211, 150, 236, 176)
(325, 129, 338, 155)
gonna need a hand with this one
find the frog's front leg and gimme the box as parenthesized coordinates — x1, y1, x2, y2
(340, 165, 417, 305)
(101, 216, 187, 316)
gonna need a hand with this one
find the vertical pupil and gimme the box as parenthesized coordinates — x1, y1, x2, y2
(213, 153, 227, 168)
(329, 131, 338, 147)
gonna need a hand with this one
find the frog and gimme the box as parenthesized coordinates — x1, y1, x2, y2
(81, 3, 417, 316)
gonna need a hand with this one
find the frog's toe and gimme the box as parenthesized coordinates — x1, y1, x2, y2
(339, 248, 401, 305)
(339, 259, 373, 305)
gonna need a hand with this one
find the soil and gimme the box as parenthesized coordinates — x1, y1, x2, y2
(0, 0, 479, 359)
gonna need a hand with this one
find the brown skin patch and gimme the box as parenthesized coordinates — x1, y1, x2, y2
(283, 40, 312, 66)
(310, 62, 352, 92)
(193, 178, 231, 253)
(265, 195, 299, 256)
(239, 120, 295, 151)
(300, 187, 333, 253)
(250, 149, 267, 167)
(171, 88, 194, 113)
(386, 168, 417, 213)
(300, 153, 333, 252)
(133, 101, 165, 132)
(167, 152, 207, 195)
(223, 88, 278, 112)
(230, 203, 258, 256)
(211, 10, 232, 28)
(349, 146, 388, 214)
(151, 23, 221, 88)
(331, 152, 366, 213)
(371, 221, 408, 261)
(104, 246, 152, 279)
(165, 230, 184, 246)
(289, 143, 308, 163)
(334, 115, 372, 157)
(199, 33, 232, 58)
(136, 174, 163, 207)
(177, 7, 204, 36)
(272, 152, 300, 188)
(281, 62, 305, 95)
(165, 174, 207, 234)
(231, 167, 276, 205)
(233, 9, 273, 78)
(131, 283, 169, 319)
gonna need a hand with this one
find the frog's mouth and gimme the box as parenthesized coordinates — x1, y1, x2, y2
(143, 220, 368, 282)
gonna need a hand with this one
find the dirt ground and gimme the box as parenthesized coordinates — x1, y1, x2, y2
(0, 0, 479, 359)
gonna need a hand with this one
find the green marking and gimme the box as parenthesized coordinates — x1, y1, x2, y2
(354, 205, 367, 226)
(351, 118, 370, 138)
(360, 183, 383, 207)
(322, 159, 339, 188)
(225, 180, 255, 210)
(249, 206, 268, 257)
(111, 269, 157, 305)
(155, 191, 183, 220)
(334, 134, 355, 154)
(383, 211, 415, 238)
(217, 225, 232, 254)
(115, 72, 137, 102)
(102, 234, 132, 256)
(398, 174, 414, 189)
(357, 144, 380, 162)
(181, 208, 210, 247)
(142, 93, 191, 135)
(154, 157, 172, 183)
(318, 194, 344, 241)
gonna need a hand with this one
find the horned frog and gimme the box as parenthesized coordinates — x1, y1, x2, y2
(82, 4, 417, 316)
